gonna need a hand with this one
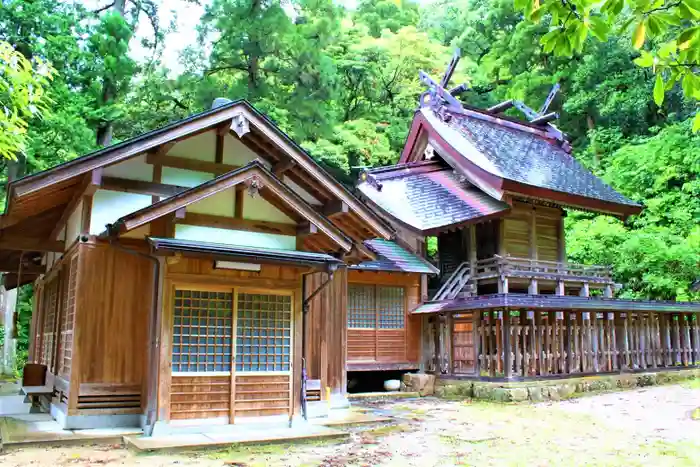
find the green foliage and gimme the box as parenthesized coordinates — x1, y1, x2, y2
(354, 0, 420, 38)
(0, 41, 53, 161)
(516, 0, 700, 129)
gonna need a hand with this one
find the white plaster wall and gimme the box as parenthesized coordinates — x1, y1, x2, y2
(89, 190, 152, 235)
(103, 155, 153, 182)
(175, 225, 296, 250)
(168, 133, 216, 162)
(161, 167, 213, 188)
(243, 191, 294, 223)
(65, 199, 83, 247)
(188, 189, 235, 217)
(222, 135, 258, 166)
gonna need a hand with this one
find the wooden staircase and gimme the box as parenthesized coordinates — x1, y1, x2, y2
(432, 262, 474, 301)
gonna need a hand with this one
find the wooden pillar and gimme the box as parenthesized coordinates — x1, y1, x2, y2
(622, 313, 631, 370)
(609, 312, 618, 371)
(468, 226, 477, 270)
(529, 207, 537, 260)
(556, 280, 565, 297)
(581, 312, 591, 372)
(557, 213, 566, 263)
(527, 311, 536, 376)
(528, 279, 538, 295)
(565, 312, 573, 374)
(503, 311, 512, 378)
(579, 283, 590, 297)
(604, 284, 613, 298)
(591, 312, 600, 373)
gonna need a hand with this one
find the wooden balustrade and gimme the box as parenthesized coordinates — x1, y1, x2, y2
(471, 310, 700, 378)
(473, 256, 613, 283)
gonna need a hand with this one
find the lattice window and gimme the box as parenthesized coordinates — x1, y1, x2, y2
(348, 285, 375, 329)
(41, 278, 59, 369)
(172, 290, 233, 372)
(58, 256, 78, 378)
(348, 285, 405, 329)
(236, 293, 292, 372)
(378, 286, 405, 329)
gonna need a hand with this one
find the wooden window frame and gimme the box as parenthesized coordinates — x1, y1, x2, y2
(347, 284, 407, 331)
(169, 284, 295, 377)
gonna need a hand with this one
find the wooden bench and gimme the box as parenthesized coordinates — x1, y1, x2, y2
(21, 385, 53, 407)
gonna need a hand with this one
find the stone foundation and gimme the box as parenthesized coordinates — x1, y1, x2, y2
(435, 368, 700, 402)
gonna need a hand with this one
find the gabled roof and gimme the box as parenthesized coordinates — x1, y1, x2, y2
(109, 161, 353, 253)
(400, 108, 642, 218)
(352, 239, 439, 274)
(2, 99, 393, 240)
(357, 160, 510, 235)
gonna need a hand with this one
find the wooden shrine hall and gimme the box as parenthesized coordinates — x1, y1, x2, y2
(0, 99, 433, 434)
(357, 53, 700, 381)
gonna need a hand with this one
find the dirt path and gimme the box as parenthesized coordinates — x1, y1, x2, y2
(2, 383, 699, 466)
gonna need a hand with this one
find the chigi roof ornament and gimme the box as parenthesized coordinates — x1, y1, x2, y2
(419, 49, 569, 149)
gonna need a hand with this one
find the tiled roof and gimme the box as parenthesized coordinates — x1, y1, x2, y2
(422, 109, 640, 208)
(353, 239, 439, 274)
(357, 163, 510, 234)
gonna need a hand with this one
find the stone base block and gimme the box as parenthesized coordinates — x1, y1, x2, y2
(401, 373, 436, 396)
(435, 368, 700, 403)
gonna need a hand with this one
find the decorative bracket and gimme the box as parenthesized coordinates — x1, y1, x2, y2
(230, 112, 250, 138)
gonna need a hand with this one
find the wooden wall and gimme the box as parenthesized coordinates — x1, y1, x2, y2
(501, 202, 564, 261)
(346, 270, 421, 369)
(304, 268, 347, 399)
(71, 241, 153, 414)
(157, 257, 304, 423)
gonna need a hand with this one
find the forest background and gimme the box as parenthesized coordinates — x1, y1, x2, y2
(1, 0, 699, 371)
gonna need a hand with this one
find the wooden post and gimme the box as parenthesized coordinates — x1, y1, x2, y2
(609, 312, 618, 371)
(581, 312, 590, 372)
(565, 312, 573, 374)
(556, 280, 565, 296)
(528, 278, 538, 295)
(579, 283, 590, 297)
(591, 312, 600, 373)
(528, 310, 536, 376)
(557, 311, 565, 374)
(503, 311, 512, 378)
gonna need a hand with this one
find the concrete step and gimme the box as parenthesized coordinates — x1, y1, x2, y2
(0, 395, 32, 416)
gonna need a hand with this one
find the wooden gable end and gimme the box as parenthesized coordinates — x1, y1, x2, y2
(1, 101, 393, 259)
(108, 161, 353, 255)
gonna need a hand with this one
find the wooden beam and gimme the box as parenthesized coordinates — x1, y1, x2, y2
(0, 263, 44, 274)
(101, 176, 187, 198)
(234, 185, 244, 219)
(215, 133, 225, 165)
(0, 237, 64, 252)
(297, 223, 318, 236)
(49, 171, 101, 241)
(152, 163, 163, 204)
(80, 194, 93, 234)
(323, 200, 349, 218)
(179, 212, 297, 236)
(272, 159, 296, 177)
(146, 153, 239, 175)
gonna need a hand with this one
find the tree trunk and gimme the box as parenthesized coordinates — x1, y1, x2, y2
(96, 0, 128, 147)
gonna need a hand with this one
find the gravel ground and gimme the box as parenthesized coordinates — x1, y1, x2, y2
(2, 383, 699, 467)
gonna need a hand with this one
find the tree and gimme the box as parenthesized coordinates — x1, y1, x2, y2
(516, 0, 700, 130)
(0, 41, 53, 163)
